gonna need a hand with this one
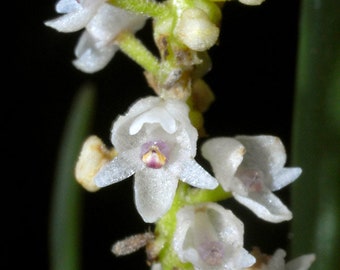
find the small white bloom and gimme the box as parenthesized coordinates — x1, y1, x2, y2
(201, 136, 302, 223)
(94, 96, 218, 223)
(45, 1, 147, 73)
(73, 4, 147, 73)
(256, 249, 315, 270)
(173, 202, 256, 270)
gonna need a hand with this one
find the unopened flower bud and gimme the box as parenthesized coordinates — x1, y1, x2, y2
(75, 135, 117, 192)
(175, 8, 219, 51)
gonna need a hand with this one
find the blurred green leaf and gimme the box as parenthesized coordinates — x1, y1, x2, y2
(49, 83, 96, 270)
(290, 0, 340, 269)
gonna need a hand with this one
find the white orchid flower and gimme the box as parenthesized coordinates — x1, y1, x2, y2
(201, 135, 302, 223)
(173, 202, 256, 270)
(45, 1, 148, 73)
(72, 4, 147, 73)
(94, 96, 218, 223)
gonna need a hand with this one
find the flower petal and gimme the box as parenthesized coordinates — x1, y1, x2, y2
(111, 97, 172, 151)
(87, 4, 147, 47)
(201, 137, 245, 191)
(178, 159, 218, 189)
(286, 253, 316, 270)
(94, 148, 142, 187)
(266, 249, 286, 270)
(56, 0, 82, 14)
(72, 31, 118, 73)
(129, 106, 177, 135)
(235, 135, 287, 178)
(134, 169, 178, 223)
(44, 0, 104, 32)
(233, 190, 293, 222)
(270, 167, 302, 191)
(164, 99, 198, 153)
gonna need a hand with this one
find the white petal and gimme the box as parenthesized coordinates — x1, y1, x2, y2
(87, 4, 147, 47)
(120, 97, 161, 120)
(178, 159, 218, 189)
(233, 248, 256, 269)
(94, 148, 142, 187)
(134, 169, 178, 223)
(111, 97, 161, 151)
(173, 206, 195, 261)
(151, 263, 163, 270)
(266, 249, 286, 270)
(165, 99, 198, 155)
(270, 167, 302, 191)
(233, 190, 293, 223)
(56, 0, 82, 14)
(201, 137, 245, 191)
(72, 31, 118, 73)
(204, 203, 245, 245)
(235, 135, 287, 177)
(44, 0, 103, 32)
(129, 106, 177, 135)
(286, 254, 316, 270)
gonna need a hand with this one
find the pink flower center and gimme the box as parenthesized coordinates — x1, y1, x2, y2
(236, 168, 264, 192)
(141, 140, 170, 169)
(198, 241, 224, 266)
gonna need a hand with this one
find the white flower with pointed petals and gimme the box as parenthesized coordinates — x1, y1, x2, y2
(72, 4, 147, 73)
(201, 136, 302, 223)
(173, 202, 256, 270)
(252, 248, 315, 270)
(45, 1, 147, 73)
(94, 96, 218, 223)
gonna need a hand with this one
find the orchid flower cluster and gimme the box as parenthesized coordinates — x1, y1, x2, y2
(45, 0, 316, 269)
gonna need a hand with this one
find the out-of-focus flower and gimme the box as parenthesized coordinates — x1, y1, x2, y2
(201, 135, 302, 223)
(246, 248, 316, 270)
(173, 202, 256, 270)
(45, 0, 147, 73)
(151, 263, 162, 270)
(94, 96, 218, 222)
(238, 0, 266, 6)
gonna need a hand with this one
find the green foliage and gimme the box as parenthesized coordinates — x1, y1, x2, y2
(49, 83, 96, 270)
(290, 0, 340, 269)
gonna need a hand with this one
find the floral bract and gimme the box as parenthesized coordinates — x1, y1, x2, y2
(94, 96, 218, 222)
(201, 135, 302, 223)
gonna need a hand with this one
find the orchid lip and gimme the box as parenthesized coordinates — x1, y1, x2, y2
(198, 240, 225, 266)
(236, 168, 264, 192)
(141, 140, 170, 169)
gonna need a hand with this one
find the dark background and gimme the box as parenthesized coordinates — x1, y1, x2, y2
(15, 0, 300, 269)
